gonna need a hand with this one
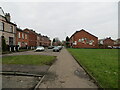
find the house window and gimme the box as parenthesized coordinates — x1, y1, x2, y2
(10, 26, 13, 32)
(89, 40, 93, 45)
(25, 34, 27, 39)
(22, 33, 24, 39)
(81, 38, 84, 42)
(18, 32, 21, 38)
(89, 42, 93, 45)
(86, 38, 89, 44)
(0, 22, 4, 31)
(91, 40, 94, 43)
(84, 38, 87, 40)
(73, 41, 77, 45)
(78, 39, 82, 42)
(25, 42, 27, 45)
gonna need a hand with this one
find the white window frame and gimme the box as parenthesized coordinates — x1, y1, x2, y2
(22, 33, 24, 39)
(25, 34, 27, 39)
(0, 22, 4, 31)
(10, 26, 13, 32)
(18, 32, 21, 38)
(78, 39, 82, 42)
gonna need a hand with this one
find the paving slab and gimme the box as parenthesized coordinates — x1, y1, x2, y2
(2, 64, 50, 75)
(2, 75, 40, 89)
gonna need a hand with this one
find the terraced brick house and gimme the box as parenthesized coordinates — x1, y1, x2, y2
(42, 36, 51, 47)
(36, 33, 43, 46)
(70, 29, 98, 48)
(0, 7, 17, 46)
(16, 28, 28, 48)
(23, 28, 37, 48)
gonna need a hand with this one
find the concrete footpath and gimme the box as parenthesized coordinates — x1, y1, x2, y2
(39, 48, 98, 88)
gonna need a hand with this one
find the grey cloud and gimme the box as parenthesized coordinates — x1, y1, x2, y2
(0, 2, 118, 40)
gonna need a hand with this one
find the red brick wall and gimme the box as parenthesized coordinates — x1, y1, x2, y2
(24, 29, 37, 47)
(70, 30, 98, 48)
(41, 36, 51, 47)
(103, 38, 114, 47)
(16, 30, 28, 47)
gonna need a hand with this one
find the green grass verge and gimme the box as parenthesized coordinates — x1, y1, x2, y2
(2, 55, 56, 66)
(67, 48, 118, 88)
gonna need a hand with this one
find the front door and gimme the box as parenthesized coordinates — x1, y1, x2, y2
(9, 37, 13, 45)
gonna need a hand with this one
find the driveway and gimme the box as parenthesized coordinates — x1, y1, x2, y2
(39, 48, 98, 88)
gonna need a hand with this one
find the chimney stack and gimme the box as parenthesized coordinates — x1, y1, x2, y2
(5, 13, 11, 22)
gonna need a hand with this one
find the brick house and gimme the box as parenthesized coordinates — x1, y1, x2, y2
(42, 36, 51, 47)
(113, 38, 120, 48)
(23, 28, 37, 48)
(0, 7, 17, 46)
(70, 29, 98, 48)
(99, 37, 115, 48)
(36, 33, 44, 46)
(16, 28, 28, 48)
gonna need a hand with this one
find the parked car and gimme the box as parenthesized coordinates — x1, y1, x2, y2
(53, 46, 60, 52)
(48, 46, 54, 49)
(35, 46, 45, 51)
(58, 46, 63, 50)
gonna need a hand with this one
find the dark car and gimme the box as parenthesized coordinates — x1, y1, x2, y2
(53, 46, 60, 52)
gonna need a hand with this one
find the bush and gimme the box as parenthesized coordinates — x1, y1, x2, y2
(2, 37, 7, 52)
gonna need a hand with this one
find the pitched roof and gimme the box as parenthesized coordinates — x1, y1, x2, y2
(70, 29, 98, 39)
(0, 7, 16, 26)
(17, 28, 28, 34)
(0, 7, 5, 16)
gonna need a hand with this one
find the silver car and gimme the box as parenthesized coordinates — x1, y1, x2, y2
(35, 46, 45, 51)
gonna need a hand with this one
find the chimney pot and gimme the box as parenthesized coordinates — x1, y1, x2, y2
(5, 13, 11, 22)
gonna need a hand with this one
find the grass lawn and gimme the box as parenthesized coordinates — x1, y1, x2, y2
(2, 55, 56, 66)
(68, 48, 118, 88)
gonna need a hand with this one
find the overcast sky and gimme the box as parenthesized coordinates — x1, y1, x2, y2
(0, 1, 118, 41)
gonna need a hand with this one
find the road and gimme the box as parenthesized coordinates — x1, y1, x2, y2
(2, 49, 59, 57)
(39, 48, 98, 88)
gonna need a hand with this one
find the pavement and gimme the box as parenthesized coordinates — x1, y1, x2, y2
(39, 48, 98, 88)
